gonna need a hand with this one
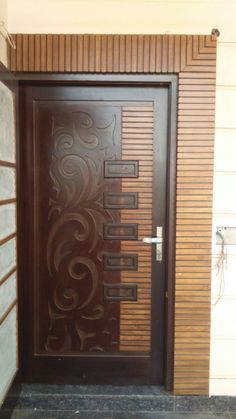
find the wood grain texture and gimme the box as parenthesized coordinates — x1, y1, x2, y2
(8, 33, 217, 395)
(120, 106, 153, 352)
(174, 71, 215, 395)
(8, 34, 216, 74)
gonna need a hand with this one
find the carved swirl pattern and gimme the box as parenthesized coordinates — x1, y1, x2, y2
(44, 107, 121, 353)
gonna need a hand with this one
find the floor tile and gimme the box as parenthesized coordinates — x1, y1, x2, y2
(0, 409, 231, 419)
(175, 396, 230, 413)
(4, 395, 174, 412)
(19, 384, 167, 396)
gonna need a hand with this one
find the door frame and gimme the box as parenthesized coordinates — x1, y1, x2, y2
(18, 74, 177, 390)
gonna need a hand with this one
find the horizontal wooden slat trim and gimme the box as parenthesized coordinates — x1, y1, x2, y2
(0, 198, 17, 206)
(0, 299, 17, 326)
(0, 160, 16, 168)
(0, 266, 17, 286)
(0, 232, 17, 246)
(120, 105, 153, 352)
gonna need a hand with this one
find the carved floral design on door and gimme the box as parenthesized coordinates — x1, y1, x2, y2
(43, 107, 121, 353)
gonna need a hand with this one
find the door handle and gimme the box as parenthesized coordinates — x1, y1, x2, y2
(142, 227, 163, 262)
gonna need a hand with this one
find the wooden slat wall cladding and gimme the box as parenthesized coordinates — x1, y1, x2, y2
(9, 34, 216, 74)
(120, 106, 153, 352)
(9, 33, 216, 395)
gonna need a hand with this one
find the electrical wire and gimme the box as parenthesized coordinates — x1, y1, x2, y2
(0, 20, 16, 50)
(213, 230, 227, 306)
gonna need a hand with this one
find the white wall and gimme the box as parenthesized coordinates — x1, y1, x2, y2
(210, 44, 236, 395)
(6, 0, 236, 396)
(0, 0, 8, 66)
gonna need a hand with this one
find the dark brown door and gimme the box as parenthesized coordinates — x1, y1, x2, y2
(20, 84, 169, 384)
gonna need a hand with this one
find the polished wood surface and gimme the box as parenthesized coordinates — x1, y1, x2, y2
(9, 34, 216, 74)
(120, 106, 153, 352)
(20, 85, 169, 383)
(12, 33, 216, 394)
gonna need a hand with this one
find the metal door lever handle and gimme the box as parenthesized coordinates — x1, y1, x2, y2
(142, 227, 163, 262)
(142, 237, 163, 244)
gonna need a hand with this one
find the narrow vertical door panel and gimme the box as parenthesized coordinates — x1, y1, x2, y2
(20, 85, 168, 383)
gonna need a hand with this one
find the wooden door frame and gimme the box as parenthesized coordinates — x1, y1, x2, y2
(17, 73, 177, 390)
(9, 33, 217, 395)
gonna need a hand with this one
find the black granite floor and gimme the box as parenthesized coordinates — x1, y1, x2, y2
(1, 385, 236, 419)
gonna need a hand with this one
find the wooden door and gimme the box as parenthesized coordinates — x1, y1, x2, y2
(20, 84, 169, 384)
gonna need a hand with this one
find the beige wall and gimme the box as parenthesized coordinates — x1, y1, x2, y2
(6, 0, 236, 42)
(210, 45, 236, 396)
(5, 0, 236, 396)
(0, 0, 8, 66)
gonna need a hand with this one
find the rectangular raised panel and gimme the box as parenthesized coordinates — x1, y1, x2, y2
(104, 283, 137, 302)
(0, 167, 16, 201)
(0, 272, 17, 319)
(103, 192, 138, 209)
(0, 239, 16, 280)
(104, 224, 138, 240)
(0, 82, 15, 163)
(0, 204, 16, 241)
(103, 253, 138, 271)
(104, 160, 138, 178)
(0, 307, 18, 406)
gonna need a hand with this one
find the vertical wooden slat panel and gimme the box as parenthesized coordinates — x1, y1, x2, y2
(9, 35, 17, 71)
(131, 35, 138, 72)
(125, 35, 131, 73)
(143, 35, 150, 73)
(137, 34, 144, 72)
(52, 35, 59, 72)
(89, 35, 95, 72)
(77, 35, 83, 72)
(174, 35, 181, 73)
(40, 34, 47, 72)
(156, 35, 162, 73)
(193, 35, 199, 60)
(34, 34, 41, 71)
(8, 33, 217, 396)
(107, 35, 113, 72)
(149, 35, 156, 73)
(58, 34, 65, 72)
(101, 35, 107, 73)
(113, 34, 119, 73)
(168, 35, 174, 73)
(119, 35, 125, 73)
(71, 34, 77, 72)
(187, 35, 193, 65)
(22, 35, 28, 72)
(180, 35, 187, 71)
(83, 34, 89, 72)
(46, 34, 53, 72)
(65, 34, 71, 72)
(28, 34, 35, 71)
(162, 34, 168, 72)
(16, 34, 22, 71)
(94, 35, 101, 73)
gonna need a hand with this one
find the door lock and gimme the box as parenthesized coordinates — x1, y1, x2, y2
(142, 227, 163, 262)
